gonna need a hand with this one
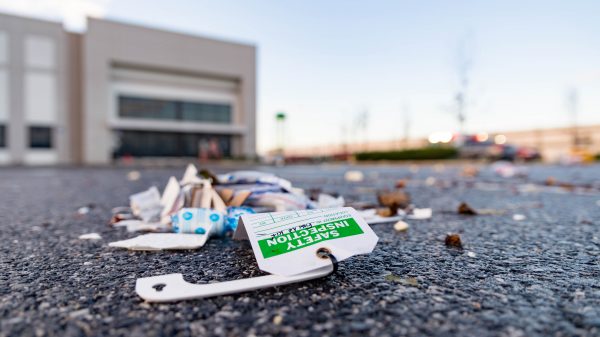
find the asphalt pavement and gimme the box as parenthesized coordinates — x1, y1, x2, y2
(1, 163, 599, 337)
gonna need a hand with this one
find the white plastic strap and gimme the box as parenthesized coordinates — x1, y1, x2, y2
(136, 263, 334, 302)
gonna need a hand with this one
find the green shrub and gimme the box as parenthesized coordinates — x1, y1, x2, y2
(355, 147, 458, 161)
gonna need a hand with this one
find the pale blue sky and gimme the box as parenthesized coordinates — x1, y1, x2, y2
(2, 0, 599, 152)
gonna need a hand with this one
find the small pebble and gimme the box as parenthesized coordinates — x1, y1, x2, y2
(394, 220, 409, 232)
(127, 170, 141, 181)
(466, 251, 477, 258)
(513, 214, 526, 221)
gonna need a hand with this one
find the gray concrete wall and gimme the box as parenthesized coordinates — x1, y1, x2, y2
(82, 18, 256, 164)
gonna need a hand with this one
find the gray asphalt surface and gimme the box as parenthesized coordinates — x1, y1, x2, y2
(1, 163, 600, 337)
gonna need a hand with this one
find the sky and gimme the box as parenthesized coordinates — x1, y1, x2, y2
(1, 0, 599, 153)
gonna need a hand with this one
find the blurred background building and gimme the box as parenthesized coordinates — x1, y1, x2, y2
(0, 12, 256, 165)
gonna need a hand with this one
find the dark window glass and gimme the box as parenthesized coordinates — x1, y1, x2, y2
(29, 126, 53, 148)
(0, 125, 5, 148)
(113, 130, 231, 158)
(181, 102, 231, 123)
(118, 96, 177, 120)
(118, 96, 232, 124)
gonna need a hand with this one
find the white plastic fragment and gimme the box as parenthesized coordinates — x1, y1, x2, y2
(180, 164, 201, 185)
(109, 233, 208, 251)
(317, 194, 345, 209)
(79, 233, 102, 240)
(136, 263, 334, 302)
(344, 170, 364, 182)
(512, 214, 526, 221)
(358, 208, 403, 225)
(393, 220, 409, 232)
(466, 251, 477, 258)
(77, 206, 90, 215)
(407, 208, 432, 220)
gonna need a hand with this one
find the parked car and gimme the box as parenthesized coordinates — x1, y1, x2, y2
(458, 135, 539, 161)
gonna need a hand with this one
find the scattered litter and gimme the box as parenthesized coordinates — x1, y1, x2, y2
(458, 202, 477, 215)
(544, 177, 557, 186)
(127, 170, 141, 181)
(445, 233, 462, 248)
(461, 166, 479, 177)
(466, 251, 477, 258)
(512, 214, 526, 221)
(384, 274, 419, 287)
(137, 207, 378, 301)
(393, 220, 409, 232)
(491, 161, 527, 178)
(344, 170, 364, 182)
(172, 208, 223, 235)
(377, 190, 410, 209)
(395, 179, 407, 188)
(376, 207, 396, 217)
(109, 233, 208, 251)
(79, 233, 101, 240)
(358, 208, 403, 224)
(77, 206, 91, 215)
(129, 187, 162, 223)
(407, 208, 432, 220)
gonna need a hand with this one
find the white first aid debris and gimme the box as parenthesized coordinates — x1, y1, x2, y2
(357, 208, 404, 225)
(407, 208, 432, 220)
(344, 170, 364, 182)
(160, 176, 182, 223)
(109, 233, 208, 251)
(512, 214, 526, 221)
(180, 164, 201, 185)
(129, 186, 162, 222)
(218, 171, 294, 192)
(317, 194, 345, 209)
(79, 233, 102, 240)
(234, 207, 378, 276)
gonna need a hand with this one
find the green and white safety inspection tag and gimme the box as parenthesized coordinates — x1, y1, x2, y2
(234, 207, 379, 276)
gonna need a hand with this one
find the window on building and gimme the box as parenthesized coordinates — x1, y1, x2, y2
(29, 126, 52, 148)
(112, 130, 231, 158)
(0, 125, 6, 148)
(118, 96, 232, 124)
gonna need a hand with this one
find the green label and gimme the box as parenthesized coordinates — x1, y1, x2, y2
(258, 218, 364, 259)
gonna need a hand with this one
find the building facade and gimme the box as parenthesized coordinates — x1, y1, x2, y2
(0, 12, 256, 165)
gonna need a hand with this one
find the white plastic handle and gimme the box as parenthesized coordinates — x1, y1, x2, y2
(136, 263, 334, 302)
